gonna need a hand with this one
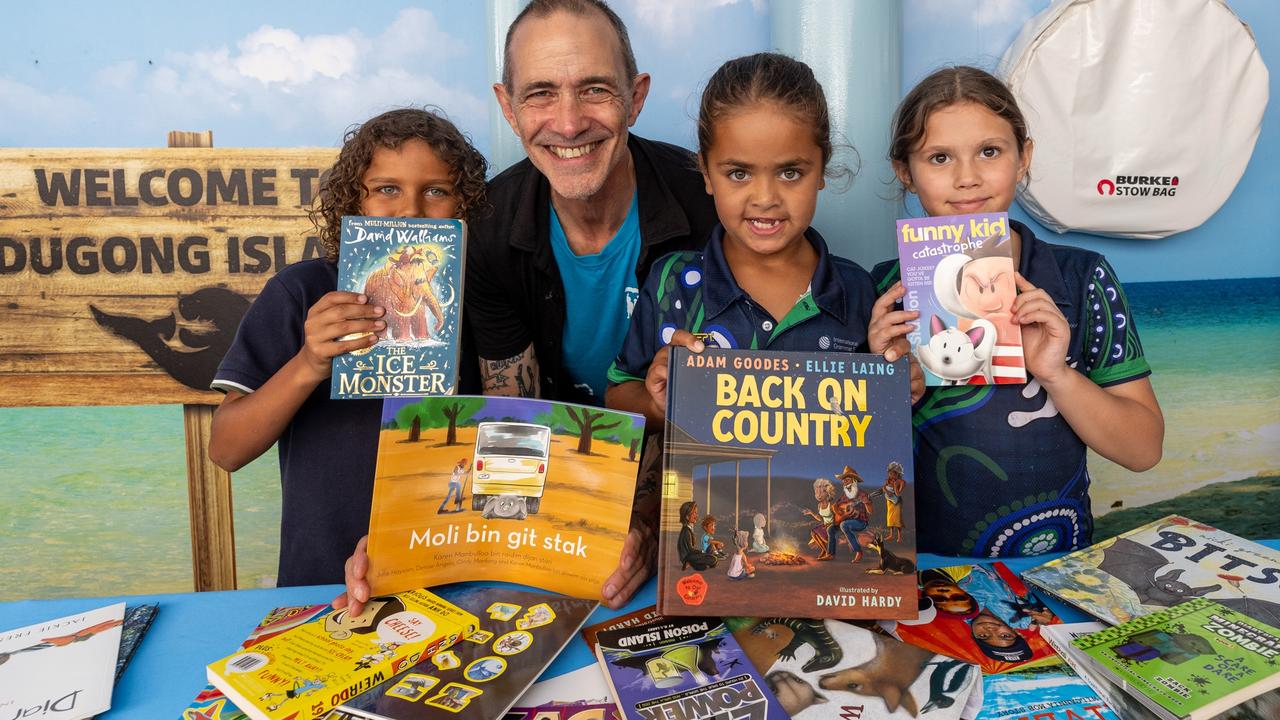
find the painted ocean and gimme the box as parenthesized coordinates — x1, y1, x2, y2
(2, 277, 1277, 601)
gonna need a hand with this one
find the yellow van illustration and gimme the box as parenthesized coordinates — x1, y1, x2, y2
(470, 422, 552, 519)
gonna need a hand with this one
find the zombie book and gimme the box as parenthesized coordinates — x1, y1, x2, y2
(1042, 621, 1280, 720)
(332, 216, 465, 399)
(727, 617, 980, 720)
(895, 211, 1025, 386)
(657, 347, 917, 619)
(183, 604, 330, 720)
(206, 589, 477, 720)
(594, 612, 785, 720)
(1021, 515, 1280, 629)
(1072, 598, 1280, 720)
(878, 562, 1064, 675)
(335, 586, 596, 720)
(366, 395, 644, 601)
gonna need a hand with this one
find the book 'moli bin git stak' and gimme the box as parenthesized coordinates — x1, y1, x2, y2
(332, 216, 465, 399)
(206, 589, 478, 720)
(896, 211, 1025, 386)
(365, 395, 644, 601)
(658, 347, 916, 619)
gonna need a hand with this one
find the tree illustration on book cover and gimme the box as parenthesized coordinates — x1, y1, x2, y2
(367, 395, 645, 600)
(658, 347, 917, 619)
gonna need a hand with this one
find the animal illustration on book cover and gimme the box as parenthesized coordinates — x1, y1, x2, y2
(879, 563, 1064, 674)
(336, 586, 596, 720)
(727, 617, 979, 719)
(896, 211, 1025, 386)
(973, 666, 1120, 720)
(184, 604, 329, 720)
(1073, 598, 1280, 720)
(1021, 515, 1280, 628)
(332, 216, 465, 399)
(594, 615, 786, 720)
(367, 395, 643, 600)
(659, 347, 916, 619)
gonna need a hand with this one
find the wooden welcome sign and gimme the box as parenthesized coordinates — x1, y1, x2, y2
(0, 147, 336, 406)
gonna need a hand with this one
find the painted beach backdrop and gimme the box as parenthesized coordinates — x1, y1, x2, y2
(1, 276, 1276, 600)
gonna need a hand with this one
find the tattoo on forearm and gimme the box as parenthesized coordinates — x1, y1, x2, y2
(481, 346, 539, 398)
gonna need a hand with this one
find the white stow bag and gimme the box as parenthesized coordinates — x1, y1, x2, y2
(998, 0, 1268, 239)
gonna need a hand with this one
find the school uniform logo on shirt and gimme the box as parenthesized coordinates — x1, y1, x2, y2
(817, 335, 860, 352)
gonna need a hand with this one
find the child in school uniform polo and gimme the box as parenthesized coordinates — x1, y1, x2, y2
(607, 224, 877, 385)
(871, 220, 1152, 557)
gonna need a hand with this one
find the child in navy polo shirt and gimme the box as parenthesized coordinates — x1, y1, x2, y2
(606, 53, 886, 425)
(868, 67, 1164, 557)
(208, 109, 487, 587)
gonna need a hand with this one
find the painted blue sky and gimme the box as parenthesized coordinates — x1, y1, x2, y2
(1, 0, 1274, 282)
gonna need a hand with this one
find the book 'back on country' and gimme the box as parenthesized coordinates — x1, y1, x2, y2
(658, 347, 917, 619)
(896, 212, 1025, 385)
(332, 216, 465, 399)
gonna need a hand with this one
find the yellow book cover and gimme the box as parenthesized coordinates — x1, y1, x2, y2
(206, 589, 478, 720)
(366, 396, 645, 601)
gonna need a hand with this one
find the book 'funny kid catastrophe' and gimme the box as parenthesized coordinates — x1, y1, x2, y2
(332, 216, 465, 399)
(896, 211, 1025, 386)
(658, 347, 916, 619)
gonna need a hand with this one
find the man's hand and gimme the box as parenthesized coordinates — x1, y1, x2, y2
(331, 535, 371, 617)
(601, 521, 657, 610)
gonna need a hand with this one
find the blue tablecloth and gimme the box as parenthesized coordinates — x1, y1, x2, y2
(1, 548, 1270, 718)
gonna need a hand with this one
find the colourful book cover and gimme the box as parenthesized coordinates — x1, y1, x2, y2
(594, 612, 785, 720)
(366, 396, 643, 601)
(114, 603, 158, 683)
(503, 705, 619, 720)
(331, 216, 465, 399)
(896, 211, 1026, 385)
(730, 617, 979, 719)
(1042, 621, 1163, 720)
(206, 589, 478, 720)
(879, 562, 1064, 674)
(184, 604, 330, 720)
(580, 607, 663, 655)
(1021, 515, 1280, 628)
(1072, 598, 1280, 720)
(658, 347, 917, 619)
(335, 586, 597, 720)
(0, 601, 125, 719)
(973, 666, 1120, 720)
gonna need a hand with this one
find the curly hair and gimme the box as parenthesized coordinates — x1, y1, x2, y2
(311, 108, 488, 263)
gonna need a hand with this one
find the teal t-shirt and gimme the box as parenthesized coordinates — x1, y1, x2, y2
(549, 193, 641, 402)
